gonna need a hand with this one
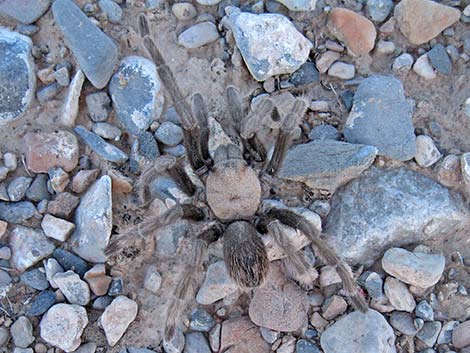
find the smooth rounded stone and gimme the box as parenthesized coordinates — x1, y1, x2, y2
(163, 144, 186, 157)
(4, 152, 17, 171)
(394, 0, 461, 45)
(325, 167, 469, 264)
(376, 40, 396, 55)
(98, 0, 122, 23)
(26, 174, 49, 202)
(309, 200, 331, 218)
(155, 121, 184, 146)
(92, 295, 113, 310)
(392, 53, 414, 73)
(37, 83, 61, 103)
(437, 321, 459, 344)
(52, 248, 88, 277)
(344, 75, 415, 161)
(0, 201, 36, 224)
(260, 327, 280, 344)
(416, 300, 434, 321)
(427, 44, 452, 76)
(74, 126, 128, 163)
(0, 269, 11, 291)
(220, 316, 270, 353)
(452, 320, 470, 348)
(0, 246, 11, 260)
(71, 176, 112, 263)
(143, 266, 161, 294)
(308, 125, 340, 141)
(40, 304, 88, 352)
(11, 316, 34, 348)
(226, 9, 312, 81)
(196, 260, 238, 305)
(0, 0, 51, 24)
(249, 263, 308, 332)
(23, 131, 79, 173)
(183, 332, 211, 353)
(0, 28, 35, 123)
(86, 92, 111, 122)
(100, 296, 138, 347)
(289, 62, 319, 87)
(296, 339, 320, 353)
(10, 226, 54, 272)
(20, 268, 48, 290)
(53, 271, 90, 305)
(382, 248, 445, 288)
(416, 321, 441, 347)
(163, 327, 185, 353)
(189, 308, 216, 332)
(415, 135, 441, 167)
(7, 177, 32, 202)
(26, 290, 56, 317)
(366, 0, 393, 22)
(279, 140, 377, 192)
(384, 277, 416, 312)
(41, 214, 75, 242)
(92, 122, 122, 141)
(320, 310, 396, 353)
(274, 0, 316, 11)
(52, 0, 118, 88)
(327, 8, 377, 56)
(327, 62, 355, 79)
(178, 22, 220, 49)
(16, 24, 40, 36)
(389, 311, 418, 336)
(172, 3, 197, 21)
(413, 54, 436, 80)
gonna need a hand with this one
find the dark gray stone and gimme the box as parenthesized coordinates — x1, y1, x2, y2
(189, 308, 216, 332)
(184, 332, 211, 353)
(138, 132, 160, 160)
(92, 295, 113, 310)
(344, 75, 416, 161)
(416, 321, 441, 347)
(362, 272, 384, 301)
(108, 277, 124, 296)
(296, 339, 321, 353)
(324, 167, 470, 264)
(26, 290, 56, 317)
(74, 126, 128, 163)
(389, 311, 418, 336)
(155, 122, 184, 146)
(366, 0, 393, 22)
(26, 174, 50, 202)
(0, 201, 36, 224)
(52, 249, 88, 277)
(0, 0, 50, 24)
(52, 0, 118, 88)
(427, 44, 452, 76)
(163, 144, 186, 157)
(308, 125, 341, 141)
(20, 268, 48, 290)
(37, 83, 61, 104)
(340, 90, 354, 112)
(289, 62, 320, 87)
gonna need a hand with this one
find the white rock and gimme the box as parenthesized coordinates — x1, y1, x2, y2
(376, 40, 396, 54)
(275, 0, 317, 11)
(463, 97, 470, 118)
(327, 62, 355, 79)
(41, 214, 75, 241)
(44, 258, 63, 289)
(392, 53, 414, 73)
(178, 22, 220, 49)
(195, 0, 222, 5)
(100, 296, 138, 347)
(143, 265, 162, 293)
(54, 271, 91, 305)
(464, 4, 470, 16)
(196, 261, 238, 305)
(384, 277, 416, 312)
(60, 69, 85, 127)
(171, 2, 197, 21)
(414, 135, 442, 167)
(413, 54, 436, 80)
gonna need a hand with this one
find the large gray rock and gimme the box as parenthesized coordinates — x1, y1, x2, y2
(344, 75, 416, 161)
(226, 8, 312, 81)
(71, 176, 112, 263)
(0, 0, 51, 24)
(0, 201, 36, 224)
(0, 28, 35, 123)
(109, 56, 164, 135)
(320, 310, 396, 353)
(52, 0, 118, 89)
(279, 140, 377, 191)
(324, 167, 469, 264)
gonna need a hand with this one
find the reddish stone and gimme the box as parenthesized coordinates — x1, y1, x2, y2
(71, 169, 99, 194)
(220, 317, 270, 353)
(47, 192, 80, 219)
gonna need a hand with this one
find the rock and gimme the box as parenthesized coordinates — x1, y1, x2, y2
(143, 265, 162, 294)
(260, 327, 280, 344)
(196, 0, 222, 5)
(413, 54, 436, 80)
(48, 167, 69, 193)
(321, 310, 396, 353)
(92, 122, 122, 140)
(100, 296, 138, 347)
(226, 9, 312, 81)
(362, 272, 384, 301)
(327, 8, 377, 56)
(59, 69, 85, 128)
(54, 65, 70, 86)
(366, 0, 393, 22)
(73, 343, 97, 353)
(52, 248, 88, 277)
(427, 44, 452, 76)
(0, 28, 35, 123)
(376, 40, 396, 54)
(209, 324, 221, 352)
(109, 56, 164, 135)
(108, 169, 133, 194)
(416, 321, 441, 347)
(44, 258, 63, 289)
(155, 122, 184, 146)
(163, 327, 185, 353)
(74, 126, 128, 163)
(394, 0, 461, 45)
(392, 53, 414, 73)
(47, 192, 80, 219)
(189, 308, 216, 332)
(71, 169, 100, 194)
(196, 260, 238, 305)
(327, 62, 355, 80)
(324, 167, 469, 264)
(26, 290, 56, 317)
(54, 271, 91, 305)
(13, 348, 33, 353)
(437, 154, 461, 187)
(382, 247, 445, 288)
(275, 0, 316, 11)
(52, 0, 118, 88)
(172, 3, 197, 21)
(10, 226, 54, 272)
(98, 0, 122, 23)
(289, 62, 319, 87)
(0, 0, 51, 24)
(414, 135, 441, 167)
(37, 83, 61, 103)
(0, 327, 8, 347)
(41, 214, 75, 242)
(0, 246, 10, 260)
(86, 92, 111, 122)
(71, 176, 112, 263)
(84, 264, 112, 296)
(108, 277, 124, 296)
(11, 316, 34, 348)
(178, 22, 220, 49)
(437, 321, 459, 344)
(20, 268, 48, 290)
(4, 152, 17, 171)
(416, 300, 434, 321)
(452, 320, 470, 348)
(249, 263, 308, 332)
(184, 332, 211, 353)
(279, 140, 377, 192)
(344, 75, 415, 161)
(40, 304, 88, 352)
(389, 311, 418, 336)
(220, 317, 270, 353)
(296, 339, 320, 353)
(0, 201, 36, 224)
(23, 131, 79, 173)
(277, 335, 296, 353)
(384, 277, 416, 312)
(316, 51, 340, 74)
(7, 177, 32, 202)
(93, 295, 113, 310)
(26, 174, 49, 202)
(321, 295, 348, 320)
(308, 125, 340, 141)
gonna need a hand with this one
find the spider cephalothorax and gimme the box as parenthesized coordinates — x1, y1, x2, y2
(106, 13, 368, 340)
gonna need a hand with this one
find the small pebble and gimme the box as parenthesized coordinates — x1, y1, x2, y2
(392, 53, 414, 73)
(177, 22, 220, 49)
(189, 308, 216, 332)
(20, 268, 49, 290)
(98, 0, 123, 23)
(416, 300, 434, 321)
(92, 122, 122, 140)
(143, 265, 162, 294)
(11, 316, 34, 348)
(414, 135, 442, 167)
(327, 62, 355, 80)
(413, 54, 437, 80)
(172, 2, 197, 21)
(86, 92, 111, 122)
(376, 40, 395, 54)
(37, 83, 61, 104)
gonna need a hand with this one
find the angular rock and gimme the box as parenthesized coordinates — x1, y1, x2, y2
(71, 176, 112, 263)
(384, 277, 416, 312)
(189, 308, 216, 332)
(321, 295, 348, 320)
(226, 9, 312, 81)
(52, 0, 118, 88)
(394, 0, 461, 45)
(196, 260, 238, 305)
(143, 265, 162, 294)
(155, 122, 184, 146)
(0, 201, 36, 224)
(92, 122, 122, 140)
(416, 300, 434, 321)
(0, 0, 51, 24)
(416, 321, 441, 347)
(178, 22, 220, 49)
(0, 28, 35, 123)
(389, 311, 418, 336)
(453, 320, 470, 349)
(184, 332, 211, 353)
(324, 167, 469, 264)
(7, 177, 32, 202)
(47, 192, 80, 219)
(163, 327, 185, 353)
(279, 140, 377, 191)
(26, 174, 49, 202)
(220, 317, 270, 353)
(53, 248, 88, 277)
(414, 135, 441, 167)
(41, 214, 75, 242)
(100, 296, 138, 347)
(109, 56, 164, 135)
(437, 321, 459, 345)
(71, 169, 100, 194)
(84, 264, 112, 296)
(427, 44, 452, 76)
(27, 290, 56, 317)
(59, 69, 85, 127)
(44, 258, 63, 289)
(11, 316, 34, 348)
(86, 92, 111, 122)
(315, 51, 340, 74)
(413, 54, 436, 80)
(20, 268, 48, 290)
(54, 271, 91, 305)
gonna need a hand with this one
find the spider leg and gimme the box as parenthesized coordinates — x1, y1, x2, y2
(264, 204, 368, 313)
(191, 93, 211, 163)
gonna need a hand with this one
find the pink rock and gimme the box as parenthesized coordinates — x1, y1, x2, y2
(453, 320, 470, 348)
(220, 317, 270, 353)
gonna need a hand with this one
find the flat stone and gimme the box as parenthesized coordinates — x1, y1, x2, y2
(40, 304, 88, 352)
(100, 296, 138, 347)
(52, 248, 88, 277)
(109, 56, 164, 135)
(71, 176, 112, 263)
(53, 270, 90, 305)
(178, 22, 220, 49)
(41, 214, 75, 242)
(26, 174, 49, 202)
(37, 83, 61, 104)
(226, 9, 312, 81)
(415, 135, 441, 167)
(366, 0, 393, 22)
(389, 311, 418, 336)
(279, 140, 377, 192)
(384, 277, 416, 312)
(327, 8, 377, 56)
(11, 316, 34, 348)
(23, 131, 79, 173)
(324, 167, 469, 264)
(327, 62, 355, 79)
(0, 0, 51, 24)
(427, 44, 452, 76)
(452, 320, 470, 348)
(71, 169, 100, 194)
(382, 247, 445, 288)
(7, 177, 32, 202)
(344, 75, 416, 161)
(20, 268, 48, 290)
(0, 28, 35, 123)
(416, 321, 441, 347)
(321, 295, 348, 320)
(184, 332, 211, 353)
(394, 0, 461, 45)
(220, 317, 270, 353)
(52, 0, 118, 88)
(437, 321, 459, 344)
(0, 201, 36, 224)
(26, 290, 56, 317)
(196, 260, 238, 305)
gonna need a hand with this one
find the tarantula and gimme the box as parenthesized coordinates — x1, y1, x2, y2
(107, 14, 368, 339)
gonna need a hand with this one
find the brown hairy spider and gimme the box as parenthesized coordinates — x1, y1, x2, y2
(106, 13, 368, 340)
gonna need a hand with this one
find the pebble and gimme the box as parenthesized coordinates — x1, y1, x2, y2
(71, 169, 100, 194)
(47, 167, 69, 193)
(414, 135, 441, 167)
(93, 295, 113, 310)
(0, 327, 8, 346)
(92, 122, 122, 141)
(20, 268, 48, 290)
(73, 342, 97, 353)
(108, 277, 124, 296)
(0, 201, 36, 224)
(53, 271, 91, 305)
(227, 9, 312, 81)
(315, 51, 340, 74)
(366, 0, 393, 22)
(416, 300, 434, 321)
(11, 316, 34, 348)
(277, 335, 296, 353)
(184, 332, 211, 353)
(84, 264, 112, 296)
(196, 0, 223, 5)
(452, 320, 470, 348)
(163, 327, 185, 353)
(0, 0, 51, 24)
(327, 62, 355, 79)
(389, 311, 419, 336)
(155, 122, 184, 146)
(100, 296, 138, 347)
(438, 154, 461, 187)
(7, 177, 32, 202)
(376, 40, 395, 55)
(26, 174, 50, 202)
(74, 126, 128, 163)
(52, 0, 118, 88)
(143, 265, 162, 294)
(308, 125, 340, 141)
(196, 261, 238, 305)
(47, 192, 80, 219)
(99, 0, 122, 23)
(189, 308, 216, 332)
(413, 54, 437, 80)
(26, 290, 56, 317)
(4, 152, 17, 171)
(37, 83, 61, 103)
(394, 0, 461, 45)
(41, 214, 75, 242)
(0, 29, 36, 123)
(384, 277, 416, 312)
(276, 0, 316, 10)
(0, 246, 10, 260)
(289, 61, 319, 87)
(163, 144, 186, 157)
(40, 304, 88, 352)
(296, 339, 320, 353)
(327, 8, 377, 56)
(178, 22, 220, 49)
(44, 258, 63, 289)
(363, 272, 384, 300)
(416, 321, 442, 347)
(172, 3, 198, 21)
(208, 324, 221, 352)
(260, 327, 280, 344)
(54, 65, 70, 87)
(220, 316, 269, 352)
(321, 295, 348, 320)
(16, 24, 39, 36)
(52, 248, 88, 277)
(392, 53, 414, 73)
(86, 92, 111, 122)
(427, 44, 452, 76)
(382, 247, 445, 288)
(437, 321, 459, 344)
